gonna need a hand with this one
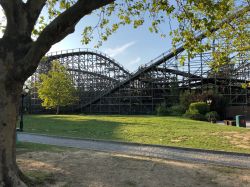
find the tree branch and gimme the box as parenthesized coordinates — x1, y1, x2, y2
(0, 0, 26, 36)
(37, 0, 114, 46)
(0, 0, 46, 37)
(19, 0, 114, 81)
(25, 0, 47, 35)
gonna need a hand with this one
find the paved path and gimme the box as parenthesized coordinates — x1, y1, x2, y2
(17, 133, 250, 169)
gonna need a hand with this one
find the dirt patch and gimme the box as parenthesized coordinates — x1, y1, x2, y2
(17, 150, 250, 187)
(212, 131, 250, 149)
(170, 136, 189, 143)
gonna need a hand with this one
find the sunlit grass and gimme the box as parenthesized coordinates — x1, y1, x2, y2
(23, 115, 250, 153)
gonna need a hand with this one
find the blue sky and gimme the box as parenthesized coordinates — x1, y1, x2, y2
(0, 3, 177, 72)
(50, 12, 177, 72)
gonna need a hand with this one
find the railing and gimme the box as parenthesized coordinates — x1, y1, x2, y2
(80, 42, 187, 109)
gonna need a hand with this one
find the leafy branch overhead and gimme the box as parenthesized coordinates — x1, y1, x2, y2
(81, 0, 249, 55)
(28, 0, 250, 58)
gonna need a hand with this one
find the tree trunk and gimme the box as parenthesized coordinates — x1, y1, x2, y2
(0, 81, 27, 187)
(56, 106, 60, 115)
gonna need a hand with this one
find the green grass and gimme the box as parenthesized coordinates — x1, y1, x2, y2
(24, 170, 56, 186)
(22, 115, 250, 153)
(16, 142, 73, 186)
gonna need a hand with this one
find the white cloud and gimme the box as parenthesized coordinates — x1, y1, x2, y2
(104, 41, 136, 57)
(128, 57, 141, 65)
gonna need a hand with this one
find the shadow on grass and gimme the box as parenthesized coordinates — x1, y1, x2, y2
(23, 115, 133, 141)
(21, 114, 250, 154)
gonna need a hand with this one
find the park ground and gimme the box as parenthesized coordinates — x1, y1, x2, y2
(17, 115, 250, 186)
(23, 115, 250, 153)
(17, 142, 250, 187)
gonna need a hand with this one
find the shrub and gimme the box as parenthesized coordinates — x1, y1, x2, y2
(183, 113, 207, 121)
(179, 91, 193, 109)
(179, 91, 203, 109)
(188, 102, 209, 115)
(156, 104, 169, 116)
(183, 102, 209, 121)
(205, 111, 219, 123)
(169, 105, 186, 116)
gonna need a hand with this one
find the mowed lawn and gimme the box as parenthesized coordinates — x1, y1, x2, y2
(23, 115, 250, 153)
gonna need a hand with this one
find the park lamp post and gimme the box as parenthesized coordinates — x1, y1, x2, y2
(18, 85, 29, 132)
(206, 99, 212, 105)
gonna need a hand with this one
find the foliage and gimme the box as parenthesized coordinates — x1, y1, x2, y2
(179, 91, 203, 109)
(184, 102, 209, 121)
(156, 103, 186, 117)
(80, 0, 249, 67)
(0, 1, 248, 66)
(171, 1, 249, 65)
(179, 91, 228, 118)
(25, 0, 249, 67)
(183, 113, 207, 121)
(37, 61, 78, 114)
(169, 105, 186, 116)
(156, 103, 169, 116)
(205, 111, 219, 122)
(187, 102, 209, 115)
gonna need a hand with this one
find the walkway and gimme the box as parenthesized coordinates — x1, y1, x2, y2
(17, 133, 250, 169)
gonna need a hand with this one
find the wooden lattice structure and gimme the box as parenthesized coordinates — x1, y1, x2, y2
(27, 46, 249, 114)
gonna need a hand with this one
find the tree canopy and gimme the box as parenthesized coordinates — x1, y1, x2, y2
(29, 0, 249, 59)
(37, 61, 78, 114)
(1, 1, 248, 62)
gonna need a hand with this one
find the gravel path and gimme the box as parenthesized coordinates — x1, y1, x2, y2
(17, 133, 250, 169)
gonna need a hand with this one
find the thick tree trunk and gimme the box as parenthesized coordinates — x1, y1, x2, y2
(0, 82, 27, 187)
(0, 1, 117, 186)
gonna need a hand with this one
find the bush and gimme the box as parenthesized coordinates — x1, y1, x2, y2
(188, 102, 209, 115)
(179, 91, 204, 109)
(179, 91, 194, 109)
(183, 102, 209, 121)
(205, 111, 219, 123)
(156, 104, 169, 116)
(169, 105, 186, 116)
(183, 113, 207, 121)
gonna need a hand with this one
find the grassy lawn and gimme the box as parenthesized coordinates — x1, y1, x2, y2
(22, 115, 250, 153)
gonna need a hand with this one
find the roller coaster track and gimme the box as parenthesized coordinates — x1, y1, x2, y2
(153, 67, 201, 79)
(67, 68, 118, 82)
(45, 48, 131, 76)
(30, 48, 133, 113)
(79, 47, 183, 109)
(78, 6, 250, 111)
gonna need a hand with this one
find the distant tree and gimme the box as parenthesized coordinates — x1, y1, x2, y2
(37, 61, 78, 114)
